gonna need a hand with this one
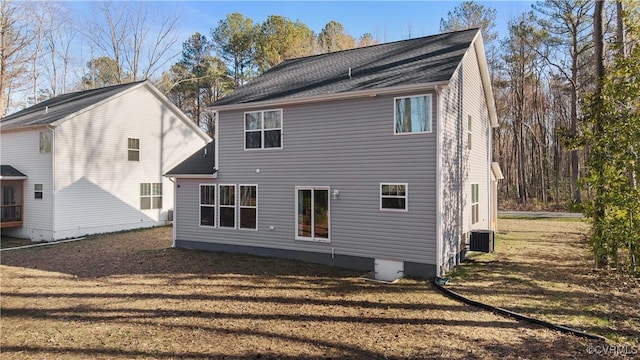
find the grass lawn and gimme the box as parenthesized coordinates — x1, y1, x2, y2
(0, 226, 610, 359)
(448, 218, 639, 346)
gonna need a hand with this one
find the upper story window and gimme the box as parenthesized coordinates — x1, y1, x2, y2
(245, 109, 282, 150)
(39, 132, 51, 153)
(128, 138, 140, 161)
(394, 94, 432, 134)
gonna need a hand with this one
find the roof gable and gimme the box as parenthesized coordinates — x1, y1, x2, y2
(0, 81, 144, 129)
(213, 28, 479, 107)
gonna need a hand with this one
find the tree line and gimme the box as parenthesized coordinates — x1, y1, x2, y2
(1, 1, 638, 272)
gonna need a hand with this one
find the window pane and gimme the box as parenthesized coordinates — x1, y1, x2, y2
(200, 206, 215, 226)
(397, 185, 406, 196)
(395, 96, 429, 133)
(220, 186, 235, 206)
(201, 185, 215, 205)
(382, 184, 391, 196)
(140, 197, 151, 210)
(128, 150, 139, 161)
(128, 138, 139, 150)
(35, 184, 43, 191)
(40, 132, 51, 153)
(264, 111, 281, 129)
(297, 189, 311, 237)
(140, 183, 151, 196)
(35, 192, 43, 199)
(152, 183, 162, 196)
(245, 112, 261, 130)
(382, 197, 406, 210)
(264, 130, 281, 148)
(152, 196, 162, 209)
(246, 131, 262, 149)
(240, 208, 257, 229)
(314, 189, 329, 239)
(220, 207, 235, 228)
(240, 186, 256, 207)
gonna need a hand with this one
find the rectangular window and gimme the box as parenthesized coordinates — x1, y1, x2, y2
(140, 183, 162, 210)
(471, 184, 479, 224)
(39, 132, 52, 153)
(296, 187, 330, 242)
(245, 109, 282, 149)
(34, 184, 43, 199)
(380, 183, 408, 211)
(128, 138, 140, 161)
(200, 185, 216, 227)
(467, 115, 472, 150)
(219, 185, 236, 228)
(239, 185, 257, 230)
(394, 95, 432, 134)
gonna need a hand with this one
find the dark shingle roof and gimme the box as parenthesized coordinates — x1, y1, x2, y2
(0, 165, 27, 178)
(165, 141, 216, 176)
(213, 28, 478, 106)
(0, 81, 145, 129)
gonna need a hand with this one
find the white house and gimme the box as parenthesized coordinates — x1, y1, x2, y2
(0, 80, 210, 241)
(166, 29, 502, 279)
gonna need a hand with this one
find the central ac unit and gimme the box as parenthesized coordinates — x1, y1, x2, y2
(469, 230, 494, 253)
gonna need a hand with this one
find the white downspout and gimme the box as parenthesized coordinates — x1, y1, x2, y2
(48, 125, 56, 241)
(435, 85, 443, 277)
(169, 177, 176, 248)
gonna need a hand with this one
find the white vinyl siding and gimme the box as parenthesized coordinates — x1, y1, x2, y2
(394, 94, 432, 134)
(380, 183, 408, 211)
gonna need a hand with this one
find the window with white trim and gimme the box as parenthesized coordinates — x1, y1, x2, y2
(140, 183, 162, 209)
(394, 95, 432, 134)
(380, 183, 408, 211)
(39, 132, 52, 153)
(467, 115, 472, 150)
(200, 185, 216, 227)
(34, 184, 44, 199)
(239, 185, 257, 230)
(128, 138, 140, 161)
(219, 185, 236, 228)
(245, 109, 282, 149)
(296, 187, 330, 242)
(471, 184, 479, 224)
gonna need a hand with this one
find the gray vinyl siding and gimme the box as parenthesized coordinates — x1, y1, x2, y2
(176, 92, 438, 265)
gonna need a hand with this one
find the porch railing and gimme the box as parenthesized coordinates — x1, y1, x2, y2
(1, 204, 22, 222)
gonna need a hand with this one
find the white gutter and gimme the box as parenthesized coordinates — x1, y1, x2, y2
(168, 177, 177, 247)
(49, 125, 56, 242)
(211, 81, 450, 112)
(162, 173, 218, 179)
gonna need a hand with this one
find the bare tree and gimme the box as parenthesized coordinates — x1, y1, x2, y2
(0, 0, 32, 115)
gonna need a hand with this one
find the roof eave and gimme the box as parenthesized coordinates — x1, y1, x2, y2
(0, 175, 28, 180)
(0, 123, 53, 132)
(472, 31, 499, 128)
(163, 173, 218, 179)
(210, 81, 450, 112)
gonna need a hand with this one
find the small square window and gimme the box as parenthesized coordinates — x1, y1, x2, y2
(245, 110, 282, 149)
(140, 182, 161, 209)
(128, 138, 140, 161)
(34, 184, 44, 199)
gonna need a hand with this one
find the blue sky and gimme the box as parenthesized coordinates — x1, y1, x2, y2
(176, 1, 535, 43)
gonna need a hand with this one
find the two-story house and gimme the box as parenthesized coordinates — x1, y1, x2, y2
(0, 80, 210, 241)
(166, 29, 502, 279)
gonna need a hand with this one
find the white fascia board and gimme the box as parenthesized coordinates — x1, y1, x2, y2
(491, 162, 504, 180)
(472, 31, 499, 128)
(0, 176, 27, 180)
(0, 124, 52, 133)
(435, 85, 444, 278)
(210, 81, 450, 112)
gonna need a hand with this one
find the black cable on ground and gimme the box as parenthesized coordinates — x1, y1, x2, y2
(433, 278, 607, 342)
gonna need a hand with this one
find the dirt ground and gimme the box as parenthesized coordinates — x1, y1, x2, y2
(448, 218, 639, 347)
(0, 226, 614, 359)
